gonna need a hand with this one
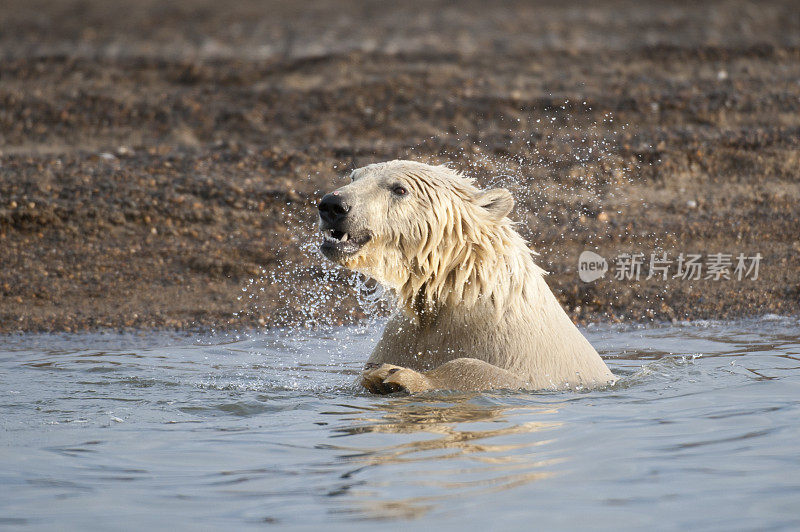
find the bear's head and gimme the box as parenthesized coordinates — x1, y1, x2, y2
(318, 160, 531, 314)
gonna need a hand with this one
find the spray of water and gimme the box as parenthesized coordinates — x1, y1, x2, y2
(233, 102, 662, 336)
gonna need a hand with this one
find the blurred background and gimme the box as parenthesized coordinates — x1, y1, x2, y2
(1, 0, 798, 332)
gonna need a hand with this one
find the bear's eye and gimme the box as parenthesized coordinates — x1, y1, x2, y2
(391, 185, 408, 197)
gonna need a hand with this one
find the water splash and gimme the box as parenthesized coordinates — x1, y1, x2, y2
(233, 102, 662, 332)
(234, 239, 392, 331)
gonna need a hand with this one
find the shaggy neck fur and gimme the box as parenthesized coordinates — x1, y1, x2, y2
(392, 175, 545, 321)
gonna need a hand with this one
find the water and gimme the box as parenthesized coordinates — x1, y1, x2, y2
(2, 317, 799, 530)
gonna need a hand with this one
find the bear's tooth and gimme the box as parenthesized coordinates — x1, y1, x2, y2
(341, 233, 349, 242)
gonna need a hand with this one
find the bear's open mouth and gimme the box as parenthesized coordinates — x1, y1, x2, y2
(320, 228, 371, 259)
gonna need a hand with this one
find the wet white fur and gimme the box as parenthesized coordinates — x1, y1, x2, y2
(331, 160, 615, 390)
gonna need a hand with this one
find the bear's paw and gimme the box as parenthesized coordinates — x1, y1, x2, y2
(361, 363, 432, 394)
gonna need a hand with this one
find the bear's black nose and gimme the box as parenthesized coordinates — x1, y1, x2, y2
(318, 193, 351, 225)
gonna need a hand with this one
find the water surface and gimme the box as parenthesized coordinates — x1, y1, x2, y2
(2, 317, 799, 530)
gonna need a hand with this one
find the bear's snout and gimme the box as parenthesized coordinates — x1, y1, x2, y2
(318, 193, 351, 225)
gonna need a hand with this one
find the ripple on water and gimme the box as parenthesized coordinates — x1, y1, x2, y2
(1, 318, 799, 529)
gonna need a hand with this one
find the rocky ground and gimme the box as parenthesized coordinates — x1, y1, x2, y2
(1, 0, 798, 332)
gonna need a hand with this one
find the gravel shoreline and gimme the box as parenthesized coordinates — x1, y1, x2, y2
(1, 0, 799, 333)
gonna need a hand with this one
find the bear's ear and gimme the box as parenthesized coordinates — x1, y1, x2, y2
(477, 188, 514, 219)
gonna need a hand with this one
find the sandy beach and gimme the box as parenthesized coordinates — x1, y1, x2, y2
(1, 0, 798, 332)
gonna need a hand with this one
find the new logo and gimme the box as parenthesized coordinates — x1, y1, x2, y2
(578, 251, 608, 283)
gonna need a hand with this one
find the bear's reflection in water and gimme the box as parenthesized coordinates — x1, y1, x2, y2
(321, 394, 564, 520)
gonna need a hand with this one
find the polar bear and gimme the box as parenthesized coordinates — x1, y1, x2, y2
(318, 160, 615, 394)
